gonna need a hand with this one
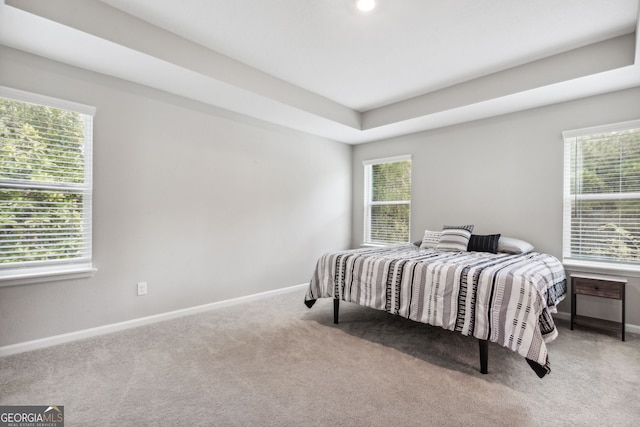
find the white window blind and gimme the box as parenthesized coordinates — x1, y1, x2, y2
(562, 119, 640, 269)
(0, 87, 94, 282)
(363, 155, 411, 245)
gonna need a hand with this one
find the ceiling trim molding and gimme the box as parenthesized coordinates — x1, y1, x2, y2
(2, 0, 639, 144)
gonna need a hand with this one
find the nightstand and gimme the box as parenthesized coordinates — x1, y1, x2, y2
(570, 274, 626, 341)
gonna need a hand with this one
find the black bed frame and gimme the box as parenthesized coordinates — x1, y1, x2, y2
(333, 298, 489, 374)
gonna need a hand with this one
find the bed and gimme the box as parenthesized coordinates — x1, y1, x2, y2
(304, 231, 567, 378)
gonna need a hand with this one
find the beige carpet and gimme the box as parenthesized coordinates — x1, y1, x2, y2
(1, 287, 639, 426)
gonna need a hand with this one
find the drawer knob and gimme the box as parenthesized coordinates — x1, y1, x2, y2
(594, 286, 599, 291)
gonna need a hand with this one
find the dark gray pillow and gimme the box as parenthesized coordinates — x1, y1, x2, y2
(468, 234, 501, 253)
(443, 224, 474, 232)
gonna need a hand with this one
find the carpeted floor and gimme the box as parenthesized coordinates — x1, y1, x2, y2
(1, 287, 639, 426)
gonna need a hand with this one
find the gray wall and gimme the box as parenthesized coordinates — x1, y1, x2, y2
(0, 47, 352, 346)
(352, 87, 640, 327)
(1, 43, 639, 347)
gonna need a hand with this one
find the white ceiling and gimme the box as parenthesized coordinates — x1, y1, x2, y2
(100, 0, 638, 111)
(1, 0, 639, 143)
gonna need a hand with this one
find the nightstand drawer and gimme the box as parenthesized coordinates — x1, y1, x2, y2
(572, 277, 623, 299)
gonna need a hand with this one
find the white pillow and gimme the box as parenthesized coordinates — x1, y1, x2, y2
(419, 230, 441, 249)
(437, 228, 472, 252)
(497, 237, 534, 254)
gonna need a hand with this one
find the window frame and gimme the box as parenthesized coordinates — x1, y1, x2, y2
(0, 86, 96, 286)
(363, 154, 412, 246)
(562, 118, 640, 275)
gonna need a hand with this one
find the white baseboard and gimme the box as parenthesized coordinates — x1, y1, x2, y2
(0, 283, 308, 357)
(554, 310, 640, 335)
(3, 289, 635, 358)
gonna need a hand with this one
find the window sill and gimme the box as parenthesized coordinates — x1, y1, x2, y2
(0, 264, 96, 287)
(361, 242, 413, 248)
(361, 242, 389, 248)
(562, 259, 640, 278)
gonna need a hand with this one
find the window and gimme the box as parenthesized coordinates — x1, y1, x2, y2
(0, 87, 95, 284)
(562, 119, 640, 270)
(363, 155, 411, 245)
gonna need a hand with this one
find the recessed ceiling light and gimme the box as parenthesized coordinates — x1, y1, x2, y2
(356, 0, 376, 13)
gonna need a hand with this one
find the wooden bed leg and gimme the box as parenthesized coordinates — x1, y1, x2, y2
(479, 339, 489, 374)
(333, 298, 339, 324)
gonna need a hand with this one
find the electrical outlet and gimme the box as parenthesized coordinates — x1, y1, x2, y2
(137, 282, 148, 296)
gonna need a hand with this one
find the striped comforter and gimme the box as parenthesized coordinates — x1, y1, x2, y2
(305, 244, 567, 376)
